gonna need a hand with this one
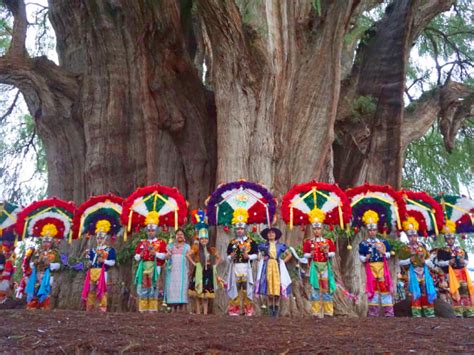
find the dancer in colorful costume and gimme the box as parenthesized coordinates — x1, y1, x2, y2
(0, 240, 14, 304)
(281, 181, 352, 317)
(436, 221, 473, 317)
(26, 233, 61, 309)
(303, 211, 336, 318)
(255, 227, 291, 317)
(74, 194, 123, 312)
(133, 214, 167, 312)
(16, 198, 75, 310)
(121, 184, 188, 313)
(399, 218, 436, 317)
(347, 183, 407, 317)
(435, 194, 474, 317)
(206, 180, 277, 316)
(357, 211, 394, 317)
(188, 209, 221, 314)
(225, 212, 258, 316)
(0, 201, 21, 302)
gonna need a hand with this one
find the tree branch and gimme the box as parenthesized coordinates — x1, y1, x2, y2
(425, 26, 473, 60)
(0, 88, 19, 122)
(0, 1, 78, 101)
(3, 0, 28, 57)
(439, 88, 474, 152)
(0, 55, 76, 90)
(402, 81, 473, 150)
(411, 0, 455, 40)
(424, 31, 443, 85)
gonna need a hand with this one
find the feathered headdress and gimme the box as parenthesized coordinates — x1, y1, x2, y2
(401, 190, 444, 237)
(362, 210, 379, 229)
(281, 181, 351, 229)
(346, 183, 407, 233)
(442, 219, 456, 235)
(402, 216, 420, 236)
(73, 194, 124, 239)
(192, 209, 209, 239)
(206, 180, 276, 228)
(121, 184, 188, 236)
(0, 201, 21, 243)
(16, 198, 76, 243)
(435, 193, 473, 234)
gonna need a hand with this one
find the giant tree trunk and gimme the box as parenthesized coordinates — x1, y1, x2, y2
(47, 0, 216, 205)
(196, 0, 361, 315)
(1, 0, 216, 310)
(198, 0, 356, 191)
(2, 0, 216, 205)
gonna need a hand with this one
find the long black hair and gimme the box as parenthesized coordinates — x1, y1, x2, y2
(198, 242, 216, 266)
(175, 228, 186, 237)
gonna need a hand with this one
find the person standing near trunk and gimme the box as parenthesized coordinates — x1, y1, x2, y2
(205, 180, 277, 317)
(303, 209, 336, 318)
(0, 241, 14, 304)
(225, 211, 258, 316)
(164, 228, 190, 312)
(255, 227, 292, 317)
(16, 198, 75, 310)
(188, 210, 221, 315)
(122, 184, 189, 313)
(399, 218, 436, 318)
(436, 221, 473, 318)
(25, 229, 61, 310)
(134, 212, 167, 313)
(75, 195, 123, 313)
(82, 221, 116, 312)
(358, 210, 394, 317)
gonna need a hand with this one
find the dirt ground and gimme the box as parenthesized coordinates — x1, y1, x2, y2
(1, 310, 473, 353)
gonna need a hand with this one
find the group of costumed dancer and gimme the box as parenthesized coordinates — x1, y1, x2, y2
(0, 181, 472, 319)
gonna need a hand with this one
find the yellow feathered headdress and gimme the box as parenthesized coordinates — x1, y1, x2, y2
(307, 207, 325, 227)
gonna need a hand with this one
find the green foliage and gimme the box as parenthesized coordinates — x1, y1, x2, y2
(457, 235, 474, 254)
(344, 14, 375, 47)
(236, 0, 265, 32)
(311, 0, 322, 16)
(389, 239, 411, 259)
(0, 106, 47, 205)
(403, 3, 473, 201)
(116, 231, 144, 266)
(0, 6, 12, 55)
(12, 242, 26, 285)
(351, 95, 377, 121)
(402, 123, 473, 195)
(0, 1, 53, 205)
(408, 0, 473, 96)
